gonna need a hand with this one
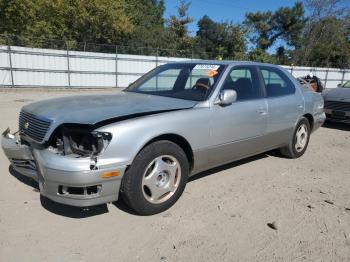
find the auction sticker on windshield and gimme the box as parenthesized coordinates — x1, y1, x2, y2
(193, 64, 220, 70)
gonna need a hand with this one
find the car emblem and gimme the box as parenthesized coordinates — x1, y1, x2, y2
(24, 122, 30, 129)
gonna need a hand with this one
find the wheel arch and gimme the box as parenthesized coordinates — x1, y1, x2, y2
(135, 133, 194, 171)
(303, 113, 314, 131)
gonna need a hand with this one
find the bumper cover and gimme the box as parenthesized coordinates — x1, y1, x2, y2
(324, 109, 350, 124)
(1, 132, 126, 207)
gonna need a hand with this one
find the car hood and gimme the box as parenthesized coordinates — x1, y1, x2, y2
(323, 88, 350, 102)
(22, 91, 197, 127)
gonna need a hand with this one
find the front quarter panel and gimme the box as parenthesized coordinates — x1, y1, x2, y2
(95, 107, 211, 171)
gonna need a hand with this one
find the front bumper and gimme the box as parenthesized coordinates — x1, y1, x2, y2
(324, 109, 350, 124)
(1, 132, 126, 207)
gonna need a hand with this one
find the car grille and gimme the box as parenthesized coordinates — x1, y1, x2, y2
(324, 100, 350, 112)
(19, 111, 52, 143)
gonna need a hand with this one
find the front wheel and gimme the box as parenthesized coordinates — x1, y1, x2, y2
(280, 117, 311, 158)
(120, 140, 189, 215)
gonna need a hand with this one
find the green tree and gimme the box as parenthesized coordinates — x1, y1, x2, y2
(244, 11, 273, 51)
(294, 17, 350, 68)
(122, 0, 165, 52)
(248, 48, 275, 63)
(270, 2, 306, 48)
(293, 0, 350, 68)
(0, 0, 134, 48)
(274, 46, 293, 65)
(245, 2, 306, 50)
(164, 0, 194, 56)
(196, 15, 246, 59)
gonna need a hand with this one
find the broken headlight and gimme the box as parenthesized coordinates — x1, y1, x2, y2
(53, 126, 112, 157)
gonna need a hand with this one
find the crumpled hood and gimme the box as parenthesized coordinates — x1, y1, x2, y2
(323, 88, 350, 102)
(22, 91, 196, 127)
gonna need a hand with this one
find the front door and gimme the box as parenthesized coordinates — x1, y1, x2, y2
(209, 66, 268, 166)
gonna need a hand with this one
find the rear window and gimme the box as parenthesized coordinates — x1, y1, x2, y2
(260, 67, 295, 97)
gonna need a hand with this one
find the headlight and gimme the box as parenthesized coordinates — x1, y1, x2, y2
(90, 131, 112, 155)
(51, 125, 112, 157)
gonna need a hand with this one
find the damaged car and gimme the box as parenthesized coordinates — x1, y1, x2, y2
(2, 61, 326, 215)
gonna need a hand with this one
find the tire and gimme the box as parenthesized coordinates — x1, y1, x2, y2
(120, 140, 189, 215)
(280, 117, 311, 159)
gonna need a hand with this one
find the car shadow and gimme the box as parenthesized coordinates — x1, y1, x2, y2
(112, 199, 140, 216)
(9, 165, 109, 218)
(9, 165, 39, 190)
(322, 121, 350, 131)
(113, 153, 273, 216)
(40, 196, 109, 218)
(189, 153, 270, 182)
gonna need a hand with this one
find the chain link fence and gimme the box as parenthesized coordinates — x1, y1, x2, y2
(0, 34, 213, 58)
(0, 34, 349, 88)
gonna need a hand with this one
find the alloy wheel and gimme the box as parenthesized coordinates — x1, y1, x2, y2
(141, 155, 181, 204)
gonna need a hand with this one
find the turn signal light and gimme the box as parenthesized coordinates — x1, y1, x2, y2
(101, 171, 120, 179)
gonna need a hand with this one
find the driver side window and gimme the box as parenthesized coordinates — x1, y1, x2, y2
(184, 68, 215, 89)
(222, 67, 260, 101)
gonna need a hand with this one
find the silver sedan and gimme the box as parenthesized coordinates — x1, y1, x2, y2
(2, 61, 326, 215)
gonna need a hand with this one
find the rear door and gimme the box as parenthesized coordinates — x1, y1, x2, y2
(209, 66, 268, 166)
(259, 66, 304, 147)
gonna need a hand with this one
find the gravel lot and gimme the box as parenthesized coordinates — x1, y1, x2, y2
(0, 88, 350, 262)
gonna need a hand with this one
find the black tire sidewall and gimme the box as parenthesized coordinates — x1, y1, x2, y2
(290, 118, 311, 158)
(121, 140, 189, 215)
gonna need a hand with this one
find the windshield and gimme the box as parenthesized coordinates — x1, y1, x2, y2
(125, 63, 226, 101)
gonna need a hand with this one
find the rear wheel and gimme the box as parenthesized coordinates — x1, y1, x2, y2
(280, 117, 311, 158)
(121, 140, 189, 215)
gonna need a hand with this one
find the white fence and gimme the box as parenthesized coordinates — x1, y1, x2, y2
(0, 45, 349, 88)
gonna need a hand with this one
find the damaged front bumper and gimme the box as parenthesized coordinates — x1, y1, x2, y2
(1, 129, 126, 207)
(324, 108, 350, 124)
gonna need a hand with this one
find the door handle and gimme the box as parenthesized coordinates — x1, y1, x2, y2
(257, 109, 267, 115)
(297, 104, 304, 110)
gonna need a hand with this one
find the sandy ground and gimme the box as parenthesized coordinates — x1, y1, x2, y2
(0, 88, 350, 262)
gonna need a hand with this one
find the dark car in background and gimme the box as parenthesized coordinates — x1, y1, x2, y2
(323, 81, 350, 123)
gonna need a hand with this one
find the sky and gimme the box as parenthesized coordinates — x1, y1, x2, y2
(164, 0, 299, 35)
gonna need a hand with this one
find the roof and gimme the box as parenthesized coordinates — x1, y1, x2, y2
(170, 60, 280, 68)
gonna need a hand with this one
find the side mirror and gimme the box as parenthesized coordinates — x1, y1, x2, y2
(337, 83, 342, 87)
(216, 90, 237, 106)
